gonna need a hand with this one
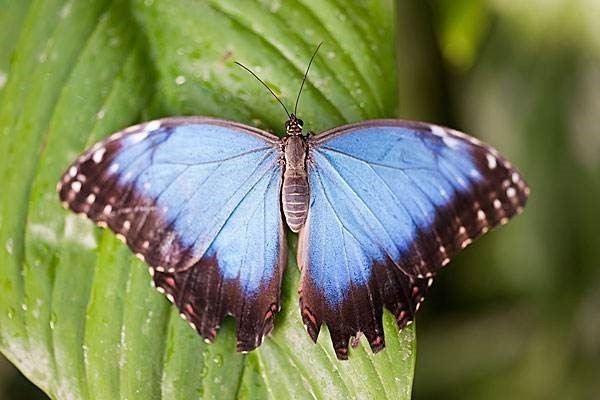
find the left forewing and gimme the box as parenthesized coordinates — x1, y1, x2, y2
(58, 117, 286, 351)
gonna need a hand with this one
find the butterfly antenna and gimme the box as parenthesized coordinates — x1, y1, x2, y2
(235, 61, 290, 118)
(294, 42, 323, 115)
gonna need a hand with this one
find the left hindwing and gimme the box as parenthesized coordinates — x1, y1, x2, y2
(298, 119, 529, 359)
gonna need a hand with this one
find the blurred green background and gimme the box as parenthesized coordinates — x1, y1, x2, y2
(1, 0, 599, 399)
(400, 1, 600, 399)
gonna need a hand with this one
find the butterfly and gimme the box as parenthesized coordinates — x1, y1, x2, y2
(57, 51, 529, 360)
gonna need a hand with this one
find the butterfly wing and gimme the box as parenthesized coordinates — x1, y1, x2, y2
(299, 119, 529, 359)
(58, 117, 286, 351)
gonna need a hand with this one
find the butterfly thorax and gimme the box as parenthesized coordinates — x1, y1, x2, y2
(282, 116, 309, 232)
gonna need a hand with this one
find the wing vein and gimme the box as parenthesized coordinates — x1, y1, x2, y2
(318, 145, 438, 173)
(154, 146, 274, 167)
(317, 145, 457, 270)
(315, 151, 417, 275)
(186, 153, 278, 269)
(313, 151, 424, 321)
(318, 148, 431, 262)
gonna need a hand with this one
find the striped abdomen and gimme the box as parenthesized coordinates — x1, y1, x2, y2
(282, 173, 309, 232)
(282, 135, 309, 232)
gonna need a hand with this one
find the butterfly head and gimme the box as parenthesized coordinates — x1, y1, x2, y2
(285, 114, 304, 136)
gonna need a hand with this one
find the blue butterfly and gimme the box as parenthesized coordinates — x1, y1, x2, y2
(57, 57, 528, 360)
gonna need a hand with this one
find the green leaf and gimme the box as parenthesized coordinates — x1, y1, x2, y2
(0, 1, 416, 398)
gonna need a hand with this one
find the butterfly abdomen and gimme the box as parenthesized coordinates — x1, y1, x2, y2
(282, 135, 309, 232)
(283, 174, 309, 232)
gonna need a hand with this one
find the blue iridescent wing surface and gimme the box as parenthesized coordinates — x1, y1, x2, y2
(299, 120, 529, 359)
(58, 117, 286, 351)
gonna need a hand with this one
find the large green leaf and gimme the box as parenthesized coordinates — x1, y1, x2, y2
(0, 1, 417, 398)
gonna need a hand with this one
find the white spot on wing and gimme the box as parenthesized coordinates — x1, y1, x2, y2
(477, 209, 486, 221)
(71, 181, 82, 193)
(486, 154, 497, 169)
(431, 125, 447, 137)
(68, 166, 77, 178)
(442, 136, 461, 149)
(512, 172, 520, 184)
(144, 120, 161, 132)
(127, 131, 148, 144)
(493, 199, 502, 209)
(507, 187, 517, 198)
(92, 147, 106, 163)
